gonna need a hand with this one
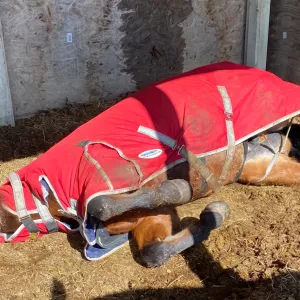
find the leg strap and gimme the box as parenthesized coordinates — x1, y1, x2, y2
(217, 86, 236, 181)
(8, 172, 39, 233)
(32, 194, 58, 233)
(8, 172, 59, 234)
(178, 146, 221, 191)
(138, 126, 222, 192)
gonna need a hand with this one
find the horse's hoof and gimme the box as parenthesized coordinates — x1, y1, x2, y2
(140, 242, 172, 267)
(199, 201, 230, 229)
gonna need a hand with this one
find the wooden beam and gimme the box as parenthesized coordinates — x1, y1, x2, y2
(244, 0, 271, 70)
(0, 21, 14, 126)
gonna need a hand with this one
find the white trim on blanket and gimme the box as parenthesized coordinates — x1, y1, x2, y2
(38, 175, 68, 212)
(83, 239, 130, 261)
(0, 218, 79, 242)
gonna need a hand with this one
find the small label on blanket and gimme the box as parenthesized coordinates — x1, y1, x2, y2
(138, 149, 162, 159)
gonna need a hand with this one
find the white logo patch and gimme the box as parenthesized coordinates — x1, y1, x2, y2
(138, 149, 162, 159)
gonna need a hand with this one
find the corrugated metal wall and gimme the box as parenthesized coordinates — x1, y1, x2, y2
(267, 0, 300, 84)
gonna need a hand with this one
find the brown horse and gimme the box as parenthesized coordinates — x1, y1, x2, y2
(1, 62, 300, 267)
(0, 123, 299, 267)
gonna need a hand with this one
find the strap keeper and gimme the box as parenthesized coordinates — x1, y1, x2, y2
(177, 144, 184, 156)
(225, 112, 232, 120)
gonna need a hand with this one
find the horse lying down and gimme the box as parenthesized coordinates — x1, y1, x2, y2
(1, 61, 300, 267)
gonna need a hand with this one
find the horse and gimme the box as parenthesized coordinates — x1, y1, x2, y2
(0, 61, 300, 267)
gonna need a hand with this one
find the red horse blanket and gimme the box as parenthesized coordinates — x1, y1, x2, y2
(0, 61, 300, 257)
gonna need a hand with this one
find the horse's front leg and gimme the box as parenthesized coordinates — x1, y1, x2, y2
(87, 179, 193, 222)
(132, 201, 230, 267)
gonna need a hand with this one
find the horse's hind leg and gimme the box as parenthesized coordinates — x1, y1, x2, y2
(239, 154, 300, 186)
(238, 134, 300, 186)
(133, 201, 230, 267)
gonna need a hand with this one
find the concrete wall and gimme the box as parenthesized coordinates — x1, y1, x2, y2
(0, 0, 246, 119)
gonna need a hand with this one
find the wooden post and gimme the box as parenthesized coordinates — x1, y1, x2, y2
(0, 21, 15, 126)
(244, 0, 271, 70)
